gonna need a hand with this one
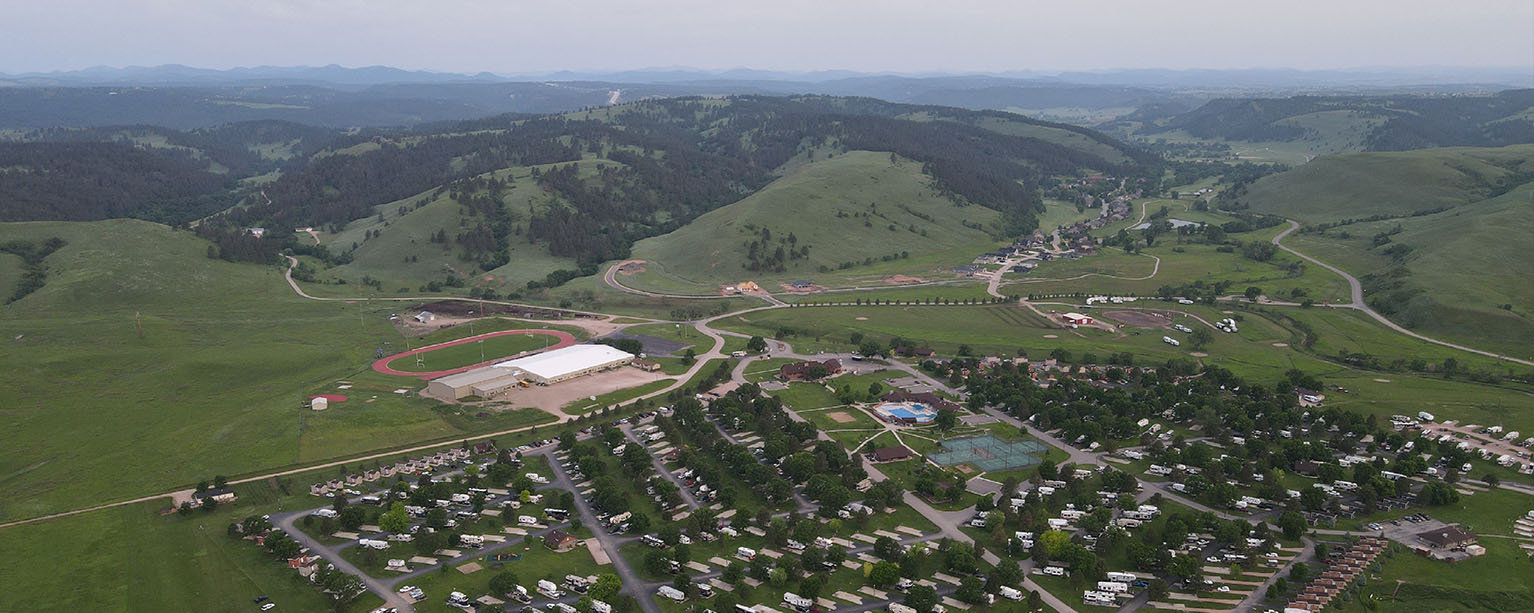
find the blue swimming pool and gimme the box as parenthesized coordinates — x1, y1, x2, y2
(881, 403, 934, 422)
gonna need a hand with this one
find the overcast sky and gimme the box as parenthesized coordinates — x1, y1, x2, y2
(4, 0, 1530, 74)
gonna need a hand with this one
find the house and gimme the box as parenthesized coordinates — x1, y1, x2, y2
(543, 529, 579, 552)
(897, 346, 936, 358)
(737, 281, 760, 293)
(413, 311, 435, 323)
(867, 445, 916, 463)
(1293, 460, 1320, 476)
(1063, 313, 1094, 326)
(473, 441, 497, 455)
(631, 358, 661, 372)
(247, 227, 266, 237)
(192, 488, 237, 504)
(779, 359, 842, 381)
(1416, 525, 1477, 549)
(790, 280, 813, 289)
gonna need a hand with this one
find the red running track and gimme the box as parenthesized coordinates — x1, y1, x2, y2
(373, 329, 577, 379)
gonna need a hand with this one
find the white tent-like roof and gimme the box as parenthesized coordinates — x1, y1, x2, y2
(492, 344, 633, 380)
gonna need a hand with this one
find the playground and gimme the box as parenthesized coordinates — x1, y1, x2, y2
(928, 435, 1047, 471)
(373, 329, 577, 378)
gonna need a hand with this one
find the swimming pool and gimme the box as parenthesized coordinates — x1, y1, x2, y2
(875, 401, 936, 423)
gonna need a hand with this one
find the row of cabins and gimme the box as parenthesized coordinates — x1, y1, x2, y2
(1286, 537, 1388, 612)
(309, 445, 478, 497)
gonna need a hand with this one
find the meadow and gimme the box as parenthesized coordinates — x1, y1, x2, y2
(0, 219, 577, 522)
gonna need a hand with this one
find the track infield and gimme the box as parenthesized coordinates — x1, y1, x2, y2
(372, 329, 577, 378)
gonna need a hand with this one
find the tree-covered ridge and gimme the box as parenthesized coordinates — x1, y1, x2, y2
(0, 142, 234, 223)
(1143, 89, 1534, 149)
(226, 96, 1158, 266)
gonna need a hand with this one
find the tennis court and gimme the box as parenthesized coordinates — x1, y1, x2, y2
(929, 435, 1046, 471)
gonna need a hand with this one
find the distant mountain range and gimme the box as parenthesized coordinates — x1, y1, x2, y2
(0, 64, 1529, 131)
(5, 64, 1530, 89)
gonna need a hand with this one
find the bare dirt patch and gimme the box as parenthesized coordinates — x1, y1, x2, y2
(955, 465, 976, 474)
(1272, 342, 1289, 347)
(1189, 352, 1209, 357)
(439, 367, 670, 418)
(828, 411, 857, 424)
(1374, 378, 1392, 383)
(617, 260, 646, 275)
(1103, 310, 1170, 328)
(884, 275, 925, 285)
(855, 316, 869, 321)
(1042, 334, 1059, 339)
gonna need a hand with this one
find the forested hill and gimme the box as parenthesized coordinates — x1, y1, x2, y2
(221, 96, 1159, 267)
(1137, 89, 1534, 150)
(0, 120, 340, 223)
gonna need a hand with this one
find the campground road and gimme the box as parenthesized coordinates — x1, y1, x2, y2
(1269, 221, 1534, 367)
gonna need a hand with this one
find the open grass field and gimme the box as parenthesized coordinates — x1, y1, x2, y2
(1036, 199, 1103, 231)
(713, 303, 1342, 380)
(768, 382, 842, 411)
(0, 219, 582, 522)
(624, 151, 1004, 293)
(1329, 490, 1534, 613)
(1012, 229, 1350, 305)
(0, 251, 23, 298)
(0, 500, 386, 612)
(620, 322, 714, 354)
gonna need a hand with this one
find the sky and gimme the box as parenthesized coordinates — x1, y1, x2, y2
(3, 0, 1530, 74)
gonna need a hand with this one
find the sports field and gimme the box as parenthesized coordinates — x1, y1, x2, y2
(377, 329, 574, 376)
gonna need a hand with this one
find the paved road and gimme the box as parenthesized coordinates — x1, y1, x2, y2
(1268, 221, 1534, 367)
(544, 447, 662, 613)
(620, 424, 703, 511)
(272, 510, 417, 613)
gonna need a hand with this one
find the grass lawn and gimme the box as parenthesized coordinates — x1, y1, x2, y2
(0, 491, 382, 611)
(743, 358, 800, 383)
(768, 382, 842, 410)
(1332, 537, 1534, 613)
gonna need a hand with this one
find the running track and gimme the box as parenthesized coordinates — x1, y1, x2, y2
(372, 329, 576, 378)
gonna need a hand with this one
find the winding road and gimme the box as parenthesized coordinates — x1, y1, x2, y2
(1268, 221, 1534, 366)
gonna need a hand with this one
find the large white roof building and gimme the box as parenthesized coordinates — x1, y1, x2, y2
(492, 344, 635, 383)
(426, 344, 636, 399)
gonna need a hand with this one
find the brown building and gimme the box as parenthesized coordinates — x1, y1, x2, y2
(779, 359, 842, 381)
(1416, 525, 1477, 549)
(543, 529, 578, 552)
(867, 445, 915, 463)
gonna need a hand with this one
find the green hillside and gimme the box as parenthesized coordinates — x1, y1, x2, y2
(1285, 179, 1534, 358)
(311, 160, 596, 291)
(624, 151, 1001, 293)
(1233, 145, 1534, 222)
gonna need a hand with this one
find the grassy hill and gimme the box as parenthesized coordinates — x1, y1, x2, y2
(1242, 145, 1534, 357)
(1233, 145, 1534, 223)
(1284, 180, 1534, 358)
(623, 151, 1001, 292)
(309, 160, 601, 291)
